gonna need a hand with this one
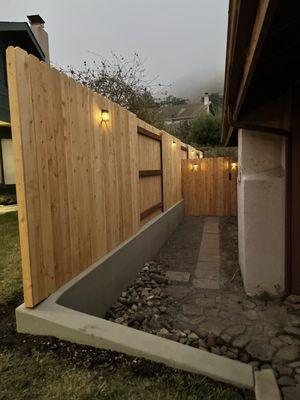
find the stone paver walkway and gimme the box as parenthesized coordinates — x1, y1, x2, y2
(193, 218, 220, 289)
(156, 216, 300, 400)
(107, 216, 300, 399)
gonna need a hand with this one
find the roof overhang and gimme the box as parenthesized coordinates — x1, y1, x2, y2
(0, 22, 45, 60)
(222, 0, 300, 145)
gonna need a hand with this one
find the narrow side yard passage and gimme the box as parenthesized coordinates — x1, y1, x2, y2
(108, 217, 300, 400)
(0, 212, 252, 400)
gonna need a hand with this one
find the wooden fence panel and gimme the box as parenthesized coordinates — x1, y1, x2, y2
(181, 143, 188, 159)
(139, 176, 162, 215)
(138, 134, 161, 170)
(137, 123, 163, 224)
(188, 145, 201, 159)
(7, 47, 142, 306)
(7, 47, 187, 307)
(181, 150, 188, 159)
(182, 157, 238, 217)
(162, 133, 182, 210)
(7, 49, 42, 306)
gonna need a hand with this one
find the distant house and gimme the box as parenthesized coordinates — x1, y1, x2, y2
(0, 15, 49, 192)
(160, 93, 214, 131)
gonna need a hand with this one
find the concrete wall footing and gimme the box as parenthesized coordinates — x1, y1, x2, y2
(16, 301, 255, 390)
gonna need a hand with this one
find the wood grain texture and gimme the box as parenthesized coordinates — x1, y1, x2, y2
(181, 143, 188, 160)
(138, 134, 161, 170)
(7, 47, 186, 307)
(137, 123, 163, 223)
(139, 176, 162, 215)
(182, 158, 238, 217)
(181, 150, 188, 159)
(162, 133, 182, 210)
(188, 145, 198, 159)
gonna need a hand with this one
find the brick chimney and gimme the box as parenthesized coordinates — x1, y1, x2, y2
(27, 15, 50, 64)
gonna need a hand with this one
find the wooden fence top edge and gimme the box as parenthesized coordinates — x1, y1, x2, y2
(8, 46, 195, 156)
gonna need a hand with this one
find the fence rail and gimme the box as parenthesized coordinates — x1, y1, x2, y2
(138, 124, 164, 222)
(7, 46, 200, 307)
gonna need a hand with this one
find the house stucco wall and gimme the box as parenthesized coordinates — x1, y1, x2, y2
(238, 129, 286, 296)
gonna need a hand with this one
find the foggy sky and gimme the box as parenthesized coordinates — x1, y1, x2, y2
(2, 0, 229, 98)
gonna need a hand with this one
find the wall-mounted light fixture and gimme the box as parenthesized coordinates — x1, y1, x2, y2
(192, 163, 199, 172)
(101, 109, 110, 123)
(231, 162, 238, 171)
(172, 139, 177, 147)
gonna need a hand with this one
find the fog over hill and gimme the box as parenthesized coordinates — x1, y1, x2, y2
(169, 68, 225, 102)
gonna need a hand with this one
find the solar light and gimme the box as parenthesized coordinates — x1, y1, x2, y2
(172, 140, 176, 147)
(192, 163, 199, 172)
(231, 162, 238, 171)
(101, 109, 110, 123)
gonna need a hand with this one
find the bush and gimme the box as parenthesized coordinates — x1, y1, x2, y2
(188, 114, 221, 146)
(199, 146, 238, 158)
(0, 193, 17, 205)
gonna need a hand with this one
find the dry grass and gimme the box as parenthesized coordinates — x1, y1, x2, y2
(0, 348, 251, 400)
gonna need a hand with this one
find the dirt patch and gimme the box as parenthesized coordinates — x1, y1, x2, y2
(219, 217, 243, 290)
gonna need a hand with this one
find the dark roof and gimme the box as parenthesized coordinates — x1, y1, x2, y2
(27, 15, 45, 25)
(0, 21, 46, 124)
(0, 21, 45, 59)
(160, 103, 208, 121)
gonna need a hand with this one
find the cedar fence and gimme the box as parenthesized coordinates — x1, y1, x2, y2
(7, 47, 202, 307)
(182, 158, 238, 216)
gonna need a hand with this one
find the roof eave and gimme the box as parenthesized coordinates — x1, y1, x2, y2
(0, 21, 45, 60)
(222, 0, 282, 146)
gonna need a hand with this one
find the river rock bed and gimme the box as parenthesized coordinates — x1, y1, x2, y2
(107, 216, 300, 399)
(106, 259, 300, 399)
(106, 261, 258, 363)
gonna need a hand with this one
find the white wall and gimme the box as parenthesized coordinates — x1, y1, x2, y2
(238, 129, 286, 296)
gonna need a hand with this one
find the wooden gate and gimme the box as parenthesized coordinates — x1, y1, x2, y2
(181, 157, 238, 216)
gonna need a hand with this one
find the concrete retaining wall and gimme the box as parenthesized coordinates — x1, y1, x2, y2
(56, 200, 184, 317)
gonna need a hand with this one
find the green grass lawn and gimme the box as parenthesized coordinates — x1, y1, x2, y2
(0, 211, 22, 305)
(0, 212, 253, 400)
